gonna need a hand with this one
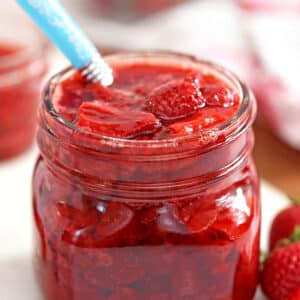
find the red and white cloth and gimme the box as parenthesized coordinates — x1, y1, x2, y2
(239, 0, 300, 12)
(240, 0, 300, 148)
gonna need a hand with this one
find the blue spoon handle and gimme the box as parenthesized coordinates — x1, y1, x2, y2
(16, 0, 113, 85)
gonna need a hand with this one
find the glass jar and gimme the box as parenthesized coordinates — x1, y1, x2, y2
(33, 52, 260, 300)
(0, 3, 47, 160)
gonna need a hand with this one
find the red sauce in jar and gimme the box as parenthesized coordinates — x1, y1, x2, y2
(0, 43, 46, 160)
(0, 45, 19, 56)
(33, 52, 260, 300)
(54, 64, 240, 139)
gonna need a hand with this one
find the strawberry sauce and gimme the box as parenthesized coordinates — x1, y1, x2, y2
(33, 52, 260, 300)
(54, 64, 240, 139)
(0, 43, 46, 160)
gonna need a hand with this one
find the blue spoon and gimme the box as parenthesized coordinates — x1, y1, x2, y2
(16, 0, 113, 86)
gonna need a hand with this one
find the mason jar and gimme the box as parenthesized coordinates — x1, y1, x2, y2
(33, 52, 260, 300)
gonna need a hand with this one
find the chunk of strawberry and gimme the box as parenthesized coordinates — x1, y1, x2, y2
(62, 202, 135, 248)
(55, 72, 144, 120)
(145, 74, 205, 121)
(156, 205, 189, 235)
(201, 85, 238, 108)
(179, 199, 219, 234)
(91, 86, 143, 110)
(157, 200, 218, 236)
(270, 205, 300, 250)
(78, 102, 161, 138)
(94, 202, 134, 240)
(261, 233, 300, 300)
(211, 188, 252, 240)
(54, 74, 104, 120)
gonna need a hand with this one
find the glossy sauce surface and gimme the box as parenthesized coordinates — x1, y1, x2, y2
(54, 64, 239, 140)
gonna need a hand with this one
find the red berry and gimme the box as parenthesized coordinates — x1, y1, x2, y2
(61, 202, 136, 248)
(261, 241, 300, 300)
(184, 202, 218, 234)
(201, 85, 238, 108)
(156, 205, 189, 235)
(155, 201, 219, 236)
(211, 206, 250, 241)
(270, 206, 300, 250)
(78, 102, 161, 138)
(145, 74, 205, 121)
(288, 289, 300, 300)
(94, 202, 134, 240)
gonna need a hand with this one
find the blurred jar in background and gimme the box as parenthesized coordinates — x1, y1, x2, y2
(0, 2, 47, 160)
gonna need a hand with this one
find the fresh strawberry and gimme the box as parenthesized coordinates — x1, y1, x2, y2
(261, 227, 300, 300)
(289, 289, 300, 300)
(78, 102, 161, 138)
(269, 198, 300, 250)
(145, 74, 205, 121)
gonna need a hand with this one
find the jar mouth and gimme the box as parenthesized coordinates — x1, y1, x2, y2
(42, 51, 256, 152)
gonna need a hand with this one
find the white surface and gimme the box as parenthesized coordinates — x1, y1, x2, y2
(0, 146, 41, 300)
(0, 146, 289, 299)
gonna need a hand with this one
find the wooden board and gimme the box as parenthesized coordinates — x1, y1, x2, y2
(253, 123, 300, 198)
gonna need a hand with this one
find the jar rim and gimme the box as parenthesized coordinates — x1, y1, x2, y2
(42, 50, 256, 152)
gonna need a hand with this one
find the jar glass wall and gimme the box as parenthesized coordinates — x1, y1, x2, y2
(0, 3, 47, 160)
(33, 52, 260, 300)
